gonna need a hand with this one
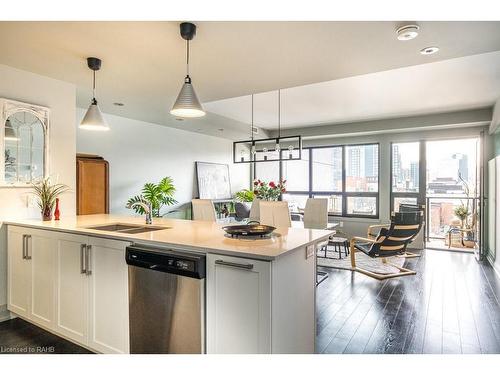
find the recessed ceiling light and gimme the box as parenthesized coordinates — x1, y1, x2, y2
(420, 46, 439, 55)
(113, 102, 124, 106)
(396, 24, 419, 41)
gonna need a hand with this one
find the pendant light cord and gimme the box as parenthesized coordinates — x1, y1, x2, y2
(251, 94, 254, 141)
(92, 69, 97, 104)
(186, 39, 190, 77)
(278, 89, 281, 138)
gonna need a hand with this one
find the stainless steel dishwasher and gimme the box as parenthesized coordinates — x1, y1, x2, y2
(125, 244, 206, 354)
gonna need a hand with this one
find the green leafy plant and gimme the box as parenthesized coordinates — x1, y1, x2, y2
(454, 205, 470, 228)
(127, 177, 177, 217)
(31, 177, 69, 220)
(234, 189, 255, 202)
(252, 179, 286, 201)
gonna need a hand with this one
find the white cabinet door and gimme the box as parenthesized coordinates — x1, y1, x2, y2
(87, 237, 130, 354)
(55, 233, 89, 345)
(206, 254, 271, 354)
(7, 227, 31, 317)
(29, 232, 57, 329)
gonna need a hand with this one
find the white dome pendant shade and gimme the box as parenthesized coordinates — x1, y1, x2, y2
(80, 57, 109, 131)
(170, 75, 205, 118)
(170, 22, 206, 118)
(80, 98, 109, 131)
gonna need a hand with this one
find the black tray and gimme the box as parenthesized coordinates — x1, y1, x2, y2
(222, 223, 276, 237)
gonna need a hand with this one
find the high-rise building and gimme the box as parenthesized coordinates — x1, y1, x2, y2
(392, 145, 403, 185)
(347, 147, 361, 177)
(410, 161, 419, 190)
(364, 145, 378, 177)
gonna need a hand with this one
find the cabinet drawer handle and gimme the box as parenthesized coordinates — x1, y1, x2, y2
(22, 234, 27, 260)
(86, 245, 92, 276)
(80, 244, 87, 274)
(24, 235, 32, 260)
(215, 259, 254, 270)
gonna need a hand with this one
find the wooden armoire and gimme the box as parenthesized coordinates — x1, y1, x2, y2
(76, 154, 109, 215)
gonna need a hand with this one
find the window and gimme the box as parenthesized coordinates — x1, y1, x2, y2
(390, 142, 422, 214)
(254, 161, 279, 183)
(345, 144, 379, 192)
(279, 143, 379, 218)
(312, 147, 342, 191)
(282, 151, 309, 191)
(392, 142, 419, 193)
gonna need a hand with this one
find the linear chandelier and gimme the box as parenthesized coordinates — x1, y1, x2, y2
(233, 90, 302, 164)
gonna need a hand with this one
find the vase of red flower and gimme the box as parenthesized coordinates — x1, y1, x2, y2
(252, 179, 286, 201)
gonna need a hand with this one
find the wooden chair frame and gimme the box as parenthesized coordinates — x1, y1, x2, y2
(367, 222, 421, 259)
(349, 236, 417, 280)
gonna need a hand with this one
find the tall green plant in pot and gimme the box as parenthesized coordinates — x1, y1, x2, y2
(127, 177, 178, 217)
(31, 177, 69, 221)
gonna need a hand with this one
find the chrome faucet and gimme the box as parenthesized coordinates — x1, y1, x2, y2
(127, 201, 153, 225)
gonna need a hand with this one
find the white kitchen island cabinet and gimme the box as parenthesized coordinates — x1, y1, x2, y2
(7, 226, 131, 354)
(8, 226, 57, 329)
(207, 244, 316, 354)
(6, 215, 332, 354)
(207, 254, 271, 354)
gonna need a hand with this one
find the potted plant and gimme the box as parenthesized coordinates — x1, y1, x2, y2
(127, 177, 178, 217)
(253, 179, 286, 201)
(31, 177, 69, 221)
(234, 189, 255, 202)
(454, 204, 470, 229)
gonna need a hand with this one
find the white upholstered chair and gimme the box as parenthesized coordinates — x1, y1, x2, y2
(191, 199, 217, 222)
(259, 201, 291, 228)
(248, 199, 261, 222)
(303, 198, 328, 229)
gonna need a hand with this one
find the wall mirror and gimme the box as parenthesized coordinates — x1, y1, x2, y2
(0, 98, 49, 187)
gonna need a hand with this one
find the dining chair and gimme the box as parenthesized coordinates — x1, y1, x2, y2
(303, 198, 328, 229)
(191, 199, 217, 222)
(259, 201, 291, 228)
(248, 199, 261, 222)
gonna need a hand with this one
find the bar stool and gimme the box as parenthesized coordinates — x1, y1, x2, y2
(322, 236, 349, 259)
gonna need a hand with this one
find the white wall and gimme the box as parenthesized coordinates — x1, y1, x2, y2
(76, 108, 250, 216)
(0, 64, 76, 317)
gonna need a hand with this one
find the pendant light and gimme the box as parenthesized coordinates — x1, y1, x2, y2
(80, 57, 109, 131)
(170, 22, 206, 118)
(233, 90, 302, 164)
(4, 119, 19, 141)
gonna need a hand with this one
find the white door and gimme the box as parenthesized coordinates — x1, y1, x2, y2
(7, 227, 31, 317)
(206, 254, 271, 354)
(55, 233, 89, 345)
(87, 237, 130, 354)
(29, 231, 57, 329)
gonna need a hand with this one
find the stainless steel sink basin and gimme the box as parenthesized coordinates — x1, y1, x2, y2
(87, 223, 169, 234)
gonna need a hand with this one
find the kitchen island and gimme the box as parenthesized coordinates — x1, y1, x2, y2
(4, 215, 333, 354)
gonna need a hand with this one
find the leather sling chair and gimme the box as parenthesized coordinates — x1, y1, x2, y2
(366, 204, 425, 258)
(349, 211, 423, 280)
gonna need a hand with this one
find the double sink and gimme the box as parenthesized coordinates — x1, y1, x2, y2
(87, 223, 170, 234)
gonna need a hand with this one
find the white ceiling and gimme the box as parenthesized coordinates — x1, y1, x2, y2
(0, 21, 499, 137)
(205, 51, 500, 129)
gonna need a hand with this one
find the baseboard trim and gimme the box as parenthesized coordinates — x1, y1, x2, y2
(486, 254, 500, 280)
(0, 304, 11, 322)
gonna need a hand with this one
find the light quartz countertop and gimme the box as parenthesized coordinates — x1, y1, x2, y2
(3, 214, 334, 260)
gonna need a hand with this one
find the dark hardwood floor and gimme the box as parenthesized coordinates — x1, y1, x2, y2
(0, 318, 92, 354)
(316, 249, 500, 354)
